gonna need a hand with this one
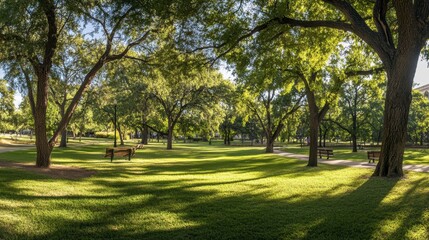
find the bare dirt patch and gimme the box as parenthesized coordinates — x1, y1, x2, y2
(0, 162, 97, 179)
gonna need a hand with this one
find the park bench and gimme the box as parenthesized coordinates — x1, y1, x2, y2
(318, 148, 334, 159)
(104, 147, 135, 162)
(367, 151, 381, 163)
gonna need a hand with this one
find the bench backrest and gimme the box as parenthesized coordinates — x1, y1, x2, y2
(367, 151, 381, 158)
(318, 148, 333, 154)
(106, 147, 135, 156)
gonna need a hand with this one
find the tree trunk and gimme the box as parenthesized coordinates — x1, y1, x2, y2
(307, 115, 319, 167)
(374, 46, 421, 177)
(59, 127, 67, 148)
(35, 115, 53, 168)
(142, 125, 149, 145)
(33, 68, 52, 168)
(351, 114, 357, 152)
(167, 118, 174, 150)
(351, 134, 357, 152)
(117, 124, 124, 146)
(266, 138, 274, 153)
(323, 128, 328, 147)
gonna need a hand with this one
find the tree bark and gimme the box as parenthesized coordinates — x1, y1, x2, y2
(167, 118, 174, 150)
(323, 127, 328, 147)
(27, 0, 57, 168)
(266, 138, 274, 153)
(351, 133, 357, 152)
(118, 124, 124, 146)
(373, 45, 421, 177)
(59, 128, 67, 148)
(351, 113, 357, 152)
(142, 125, 149, 144)
(307, 113, 319, 167)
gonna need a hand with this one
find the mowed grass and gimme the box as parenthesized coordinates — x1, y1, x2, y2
(0, 142, 429, 240)
(282, 145, 429, 165)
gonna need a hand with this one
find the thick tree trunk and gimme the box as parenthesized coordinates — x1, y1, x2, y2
(35, 116, 53, 168)
(266, 138, 274, 153)
(167, 118, 174, 150)
(352, 114, 357, 152)
(34, 66, 53, 168)
(59, 128, 67, 148)
(374, 46, 421, 177)
(167, 128, 173, 149)
(351, 134, 357, 152)
(307, 115, 319, 167)
(142, 125, 149, 145)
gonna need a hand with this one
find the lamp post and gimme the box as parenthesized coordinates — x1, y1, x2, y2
(114, 99, 117, 147)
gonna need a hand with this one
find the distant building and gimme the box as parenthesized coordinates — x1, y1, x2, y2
(415, 84, 429, 98)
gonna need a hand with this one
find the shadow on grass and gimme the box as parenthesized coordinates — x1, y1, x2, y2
(1, 144, 428, 239)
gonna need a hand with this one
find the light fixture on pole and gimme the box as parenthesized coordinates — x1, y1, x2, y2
(113, 99, 117, 148)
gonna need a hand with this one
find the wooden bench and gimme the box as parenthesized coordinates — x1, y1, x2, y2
(367, 151, 380, 163)
(104, 147, 135, 162)
(318, 148, 334, 159)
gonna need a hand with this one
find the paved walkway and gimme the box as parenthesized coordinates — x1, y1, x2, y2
(274, 149, 429, 173)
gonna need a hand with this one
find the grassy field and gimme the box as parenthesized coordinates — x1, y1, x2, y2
(0, 141, 429, 239)
(282, 145, 429, 165)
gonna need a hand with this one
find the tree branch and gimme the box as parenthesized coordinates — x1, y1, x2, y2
(373, 0, 394, 47)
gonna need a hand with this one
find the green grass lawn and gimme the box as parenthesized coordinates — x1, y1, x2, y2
(1, 142, 429, 239)
(282, 145, 429, 165)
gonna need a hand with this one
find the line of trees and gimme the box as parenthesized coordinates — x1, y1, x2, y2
(1, 1, 429, 178)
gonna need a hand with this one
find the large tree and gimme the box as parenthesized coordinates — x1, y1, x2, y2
(193, 0, 427, 177)
(0, 0, 190, 167)
(238, 62, 303, 153)
(148, 51, 229, 149)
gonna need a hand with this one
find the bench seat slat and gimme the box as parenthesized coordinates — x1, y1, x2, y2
(104, 147, 135, 162)
(317, 148, 334, 159)
(367, 151, 380, 163)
